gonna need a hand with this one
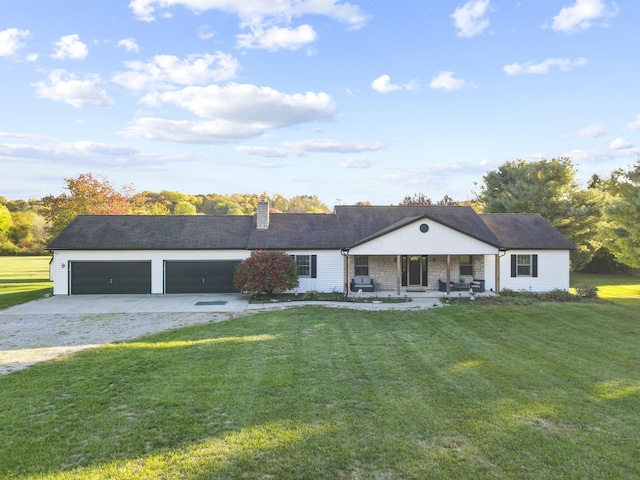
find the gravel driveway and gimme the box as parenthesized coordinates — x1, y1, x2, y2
(0, 312, 233, 376)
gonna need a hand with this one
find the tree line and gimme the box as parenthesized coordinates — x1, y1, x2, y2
(1, 158, 639, 273)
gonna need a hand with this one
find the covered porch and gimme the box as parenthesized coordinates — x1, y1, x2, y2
(345, 254, 502, 296)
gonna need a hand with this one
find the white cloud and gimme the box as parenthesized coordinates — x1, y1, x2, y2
(372, 75, 401, 94)
(371, 75, 418, 94)
(503, 57, 587, 75)
(120, 117, 266, 144)
(551, 0, 617, 34)
(382, 162, 480, 189)
(282, 139, 385, 153)
(451, 0, 491, 37)
(198, 25, 215, 40)
(340, 157, 379, 168)
(130, 0, 368, 27)
(236, 24, 317, 51)
(113, 53, 240, 91)
(563, 147, 640, 163)
(121, 84, 336, 144)
(117, 38, 140, 53)
(236, 146, 303, 158)
(627, 114, 640, 131)
(429, 71, 469, 91)
(51, 34, 89, 60)
(577, 124, 606, 138)
(0, 141, 137, 162)
(0, 28, 30, 57)
(33, 69, 114, 108)
(609, 138, 633, 150)
(129, 0, 368, 50)
(154, 83, 336, 126)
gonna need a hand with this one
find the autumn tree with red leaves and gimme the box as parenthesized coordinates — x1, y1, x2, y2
(42, 173, 141, 240)
(234, 250, 299, 295)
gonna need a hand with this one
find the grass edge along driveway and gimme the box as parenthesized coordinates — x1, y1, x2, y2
(1, 303, 639, 479)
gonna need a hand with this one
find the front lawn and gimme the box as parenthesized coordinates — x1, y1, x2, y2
(1, 303, 639, 479)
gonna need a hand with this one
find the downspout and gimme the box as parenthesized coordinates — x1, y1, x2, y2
(496, 249, 507, 294)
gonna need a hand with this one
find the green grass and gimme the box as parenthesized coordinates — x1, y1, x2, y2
(571, 271, 640, 304)
(1, 303, 639, 479)
(0, 256, 53, 309)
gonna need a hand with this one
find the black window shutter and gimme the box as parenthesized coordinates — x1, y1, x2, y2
(532, 254, 538, 277)
(311, 255, 317, 278)
(511, 255, 517, 277)
(422, 255, 428, 286)
(401, 255, 407, 286)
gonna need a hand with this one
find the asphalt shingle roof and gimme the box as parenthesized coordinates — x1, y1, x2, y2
(46, 208, 574, 251)
(47, 215, 253, 250)
(480, 213, 576, 250)
(334, 205, 504, 248)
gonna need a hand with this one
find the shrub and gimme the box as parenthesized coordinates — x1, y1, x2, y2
(574, 283, 599, 299)
(234, 250, 299, 295)
(539, 289, 574, 302)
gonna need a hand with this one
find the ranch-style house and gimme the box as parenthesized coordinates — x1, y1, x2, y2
(47, 202, 575, 296)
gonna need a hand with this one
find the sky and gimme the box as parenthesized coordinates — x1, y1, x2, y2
(1, 0, 639, 206)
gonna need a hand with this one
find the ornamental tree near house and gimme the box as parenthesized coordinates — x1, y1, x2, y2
(234, 250, 299, 295)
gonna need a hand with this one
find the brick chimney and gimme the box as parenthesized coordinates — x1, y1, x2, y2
(256, 201, 270, 230)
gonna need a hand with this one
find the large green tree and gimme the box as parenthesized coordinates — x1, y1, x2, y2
(286, 195, 330, 213)
(598, 160, 640, 268)
(474, 157, 602, 270)
(0, 204, 15, 252)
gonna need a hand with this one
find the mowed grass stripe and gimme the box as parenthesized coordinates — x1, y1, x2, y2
(1, 304, 639, 479)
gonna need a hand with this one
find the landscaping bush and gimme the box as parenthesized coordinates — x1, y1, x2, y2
(234, 250, 299, 295)
(574, 283, 599, 299)
(538, 289, 574, 302)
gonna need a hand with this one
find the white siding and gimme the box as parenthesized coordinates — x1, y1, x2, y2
(499, 250, 570, 292)
(483, 254, 497, 292)
(349, 219, 499, 256)
(52, 250, 250, 295)
(52, 249, 344, 295)
(287, 250, 344, 293)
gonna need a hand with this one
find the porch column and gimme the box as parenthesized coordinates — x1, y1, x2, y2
(495, 254, 500, 293)
(396, 255, 401, 295)
(446, 254, 451, 295)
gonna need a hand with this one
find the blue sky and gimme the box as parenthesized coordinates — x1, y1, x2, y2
(1, 0, 639, 206)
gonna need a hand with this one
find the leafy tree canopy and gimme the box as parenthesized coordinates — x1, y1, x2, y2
(41, 173, 140, 240)
(598, 160, 640, 268)
(399, 193, 459, 206)
(474, 158, 602, 270)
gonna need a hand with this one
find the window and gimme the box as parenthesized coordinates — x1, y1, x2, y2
(459, 255, 473, 276)
(511, 254, 538, 277)
(294, 254, 317, 278)
(295, 255, 311, 277)
(517, 255, 531, 276)
(355, 256, 369, 276)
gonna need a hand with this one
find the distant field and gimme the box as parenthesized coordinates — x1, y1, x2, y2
(0, 256, 53, 310)
(571, 271, 640, 304)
